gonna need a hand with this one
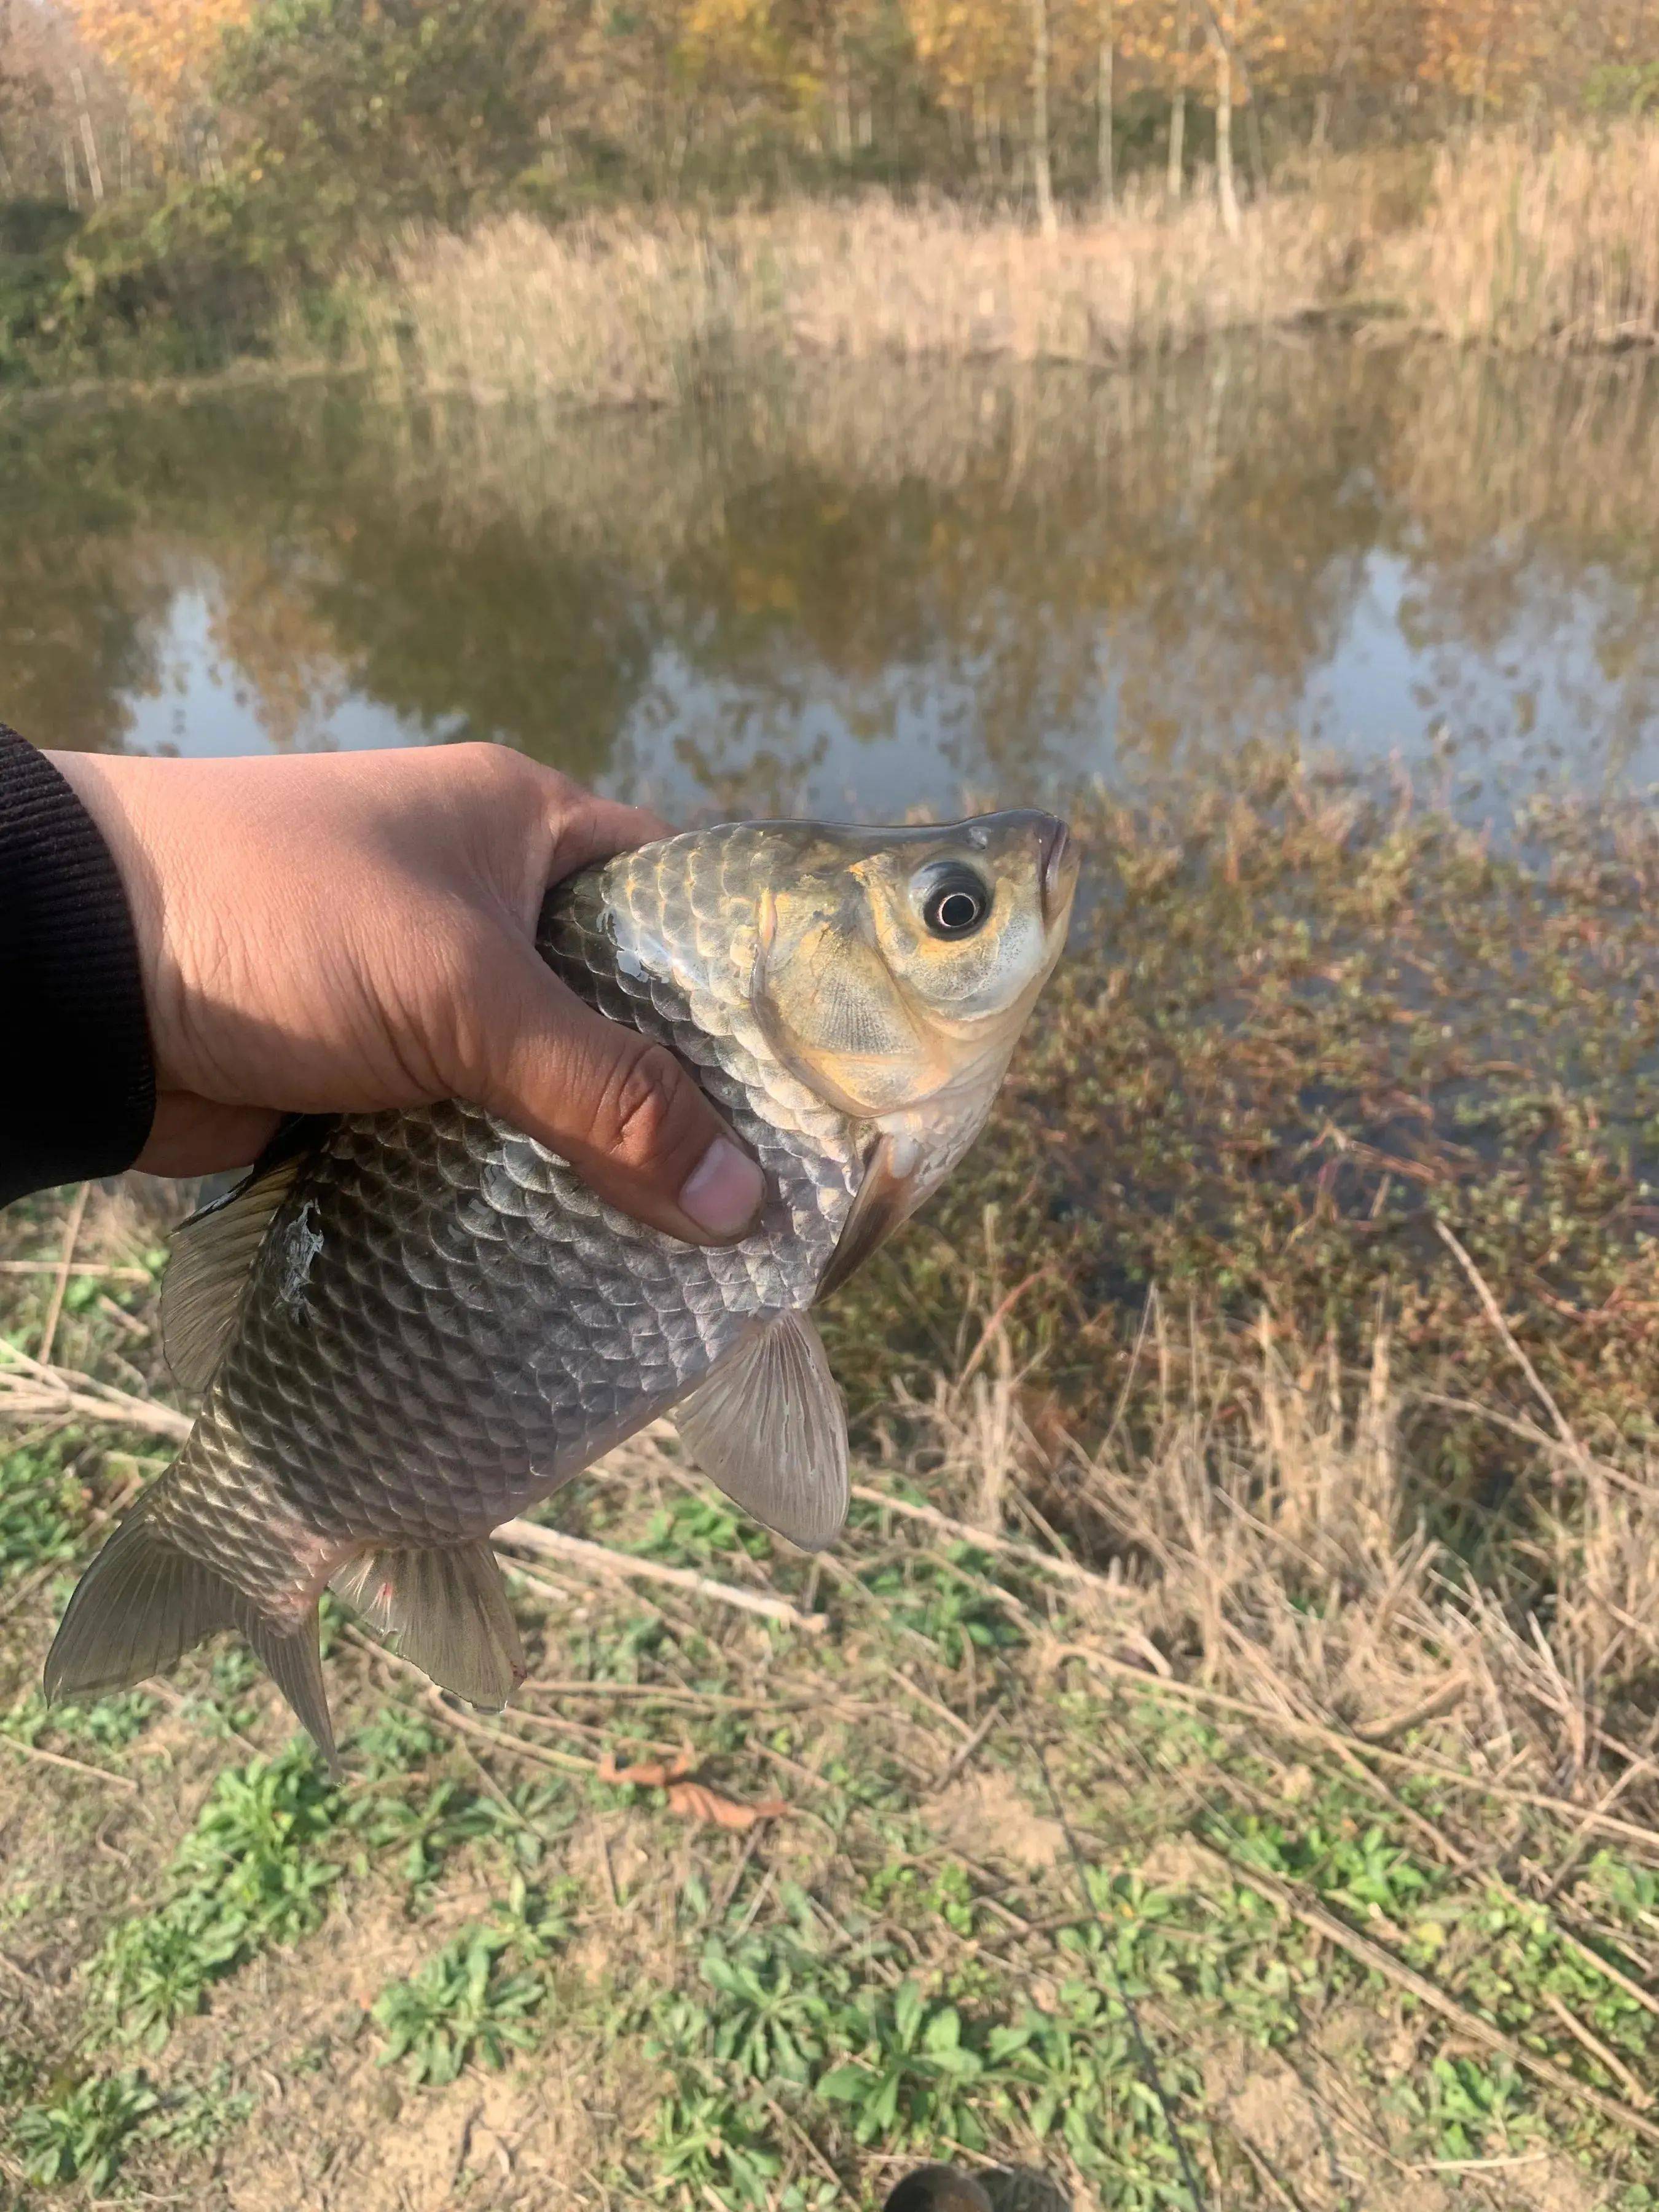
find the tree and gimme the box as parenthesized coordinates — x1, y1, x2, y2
(61, 0, 254, 159)
(1097, 0, 1115, 205)
(216, 0, 554, 244)
(1209, 0, 1239, 234)
(1165, 0, 1191, 195)
(1029, 0, 1055, 231)
(905, 0, 1029, 192)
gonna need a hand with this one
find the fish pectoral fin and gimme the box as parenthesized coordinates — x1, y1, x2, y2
(45, 1500, 337, 1773)
(672, 1310, 849, 1552)
(160, 1118, 331, 1392)
(815, 1131, 919, 1302)
(331, 1542, 525, 1712)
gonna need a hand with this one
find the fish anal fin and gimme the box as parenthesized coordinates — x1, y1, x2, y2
(673, 1310, 849, 1551)
(161, 1155, 308, 1394)
(331, 1542, 525, 1712)
(45, 1502, 337, 1773)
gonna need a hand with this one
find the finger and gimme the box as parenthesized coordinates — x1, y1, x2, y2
(136, 1095, 284, 1180)
(531, 775, 674, 878)
(469, 947, 764, 1245)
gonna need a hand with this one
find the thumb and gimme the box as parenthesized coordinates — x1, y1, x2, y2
(469, 944, 766, 1245)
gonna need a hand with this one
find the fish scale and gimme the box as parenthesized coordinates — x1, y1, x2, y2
(46, 810, 1077, 1765)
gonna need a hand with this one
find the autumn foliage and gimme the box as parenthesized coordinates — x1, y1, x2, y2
(3, 0, 1655, 219)
(57, 0, 256, 136)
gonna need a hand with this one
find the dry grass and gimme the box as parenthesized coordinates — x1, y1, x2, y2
(342, 125, 1659, 410)
(1387, 123, 1659, 351)
(904, 1296, 1659, 1850)
(347, 188, 1357, 406)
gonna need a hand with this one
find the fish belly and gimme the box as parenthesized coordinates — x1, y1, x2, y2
(175, 1094, 853, 1595)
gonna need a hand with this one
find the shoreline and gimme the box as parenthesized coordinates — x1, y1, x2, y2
(2, 302, 1653, 422)
(5, 124, 1659, 412)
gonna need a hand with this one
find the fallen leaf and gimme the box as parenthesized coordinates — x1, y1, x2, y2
(664, 1779, 791, 1831)
(598, 1746, 791, 1829)
(597, 1749, 695, 1787)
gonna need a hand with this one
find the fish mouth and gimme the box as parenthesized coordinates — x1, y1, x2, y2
(1038, 818, 1078, 930)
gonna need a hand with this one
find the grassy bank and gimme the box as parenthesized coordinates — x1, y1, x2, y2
(8, 777, 1659, 2203)
(335, 127, 1659, 410)
(3, 124, 1656, 399)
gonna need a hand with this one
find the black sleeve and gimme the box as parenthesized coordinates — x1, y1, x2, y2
(0, 727, 155, 1207)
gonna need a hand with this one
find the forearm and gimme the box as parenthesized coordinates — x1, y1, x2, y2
(0, 727, 156, 1207)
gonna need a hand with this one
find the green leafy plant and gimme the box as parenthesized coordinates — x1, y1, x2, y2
(372, 1923, 546, 2085)
(817, 1979, 990, 2148)
(88, 1748, 342, 2045)
(14, 2069, 157, 2188)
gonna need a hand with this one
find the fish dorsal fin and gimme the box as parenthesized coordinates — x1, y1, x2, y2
(160, 1140, 313, 1393)
(815, 1130, 920, 1303)
(672, 1309, 849, 1551)
(330, 1542, 525, 1712)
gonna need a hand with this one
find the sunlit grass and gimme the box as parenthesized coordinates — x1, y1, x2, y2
(339, 125, 1659, 413)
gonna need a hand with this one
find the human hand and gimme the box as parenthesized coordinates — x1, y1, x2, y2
(51, 743, 765, 1244)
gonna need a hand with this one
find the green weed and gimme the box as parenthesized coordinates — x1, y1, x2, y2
(0, 1440, 92, 1582)
(818, 1979, 993, 2149)
(372, 1883, 569, 2087)
(149, 2064, 257, 2154)
(12, 2068, 157, 2189)
(88, 1747, 341, 2045)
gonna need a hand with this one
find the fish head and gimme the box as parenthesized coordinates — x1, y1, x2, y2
(754, 809, 1078, 1128)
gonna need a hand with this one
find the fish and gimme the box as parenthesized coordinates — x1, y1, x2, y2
(46, 811, 1078, 1765)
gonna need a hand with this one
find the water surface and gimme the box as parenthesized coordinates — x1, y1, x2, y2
(5, 340, 1657, 822)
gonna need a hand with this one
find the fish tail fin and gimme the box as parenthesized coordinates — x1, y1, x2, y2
(331, 1540, 525, 1711)
(45, 1503, 339, 1774)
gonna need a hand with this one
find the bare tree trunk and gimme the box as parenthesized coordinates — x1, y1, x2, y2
(1244, 85, 1266, 194)
(61, 136, 78, 209)
(1212, 10, 1240, 235)
(1097, 0, 1115, 209)
(831, 21, 852, 162)
(972, 79, 994, 192)
(1030, 0, 1057, 235)
(1167, 0, 1190, 199)
(71, 68, 103, 205)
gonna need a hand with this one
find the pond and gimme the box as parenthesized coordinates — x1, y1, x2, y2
(4, 338, 1657, 824)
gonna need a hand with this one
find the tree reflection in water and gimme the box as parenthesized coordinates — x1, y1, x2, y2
(5, 340, 1657, 817)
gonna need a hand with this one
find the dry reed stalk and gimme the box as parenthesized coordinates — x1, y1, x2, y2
(338, 127, 1659, 416)
(0, 1343, 192, 1441)
(1386, 124, 1659, 350)
(905, 1313, 1659, 1838)
(1188, 1837, 1659, 2149)
(495, 1526, 827, 1633)
(350, 188, 1353, 406)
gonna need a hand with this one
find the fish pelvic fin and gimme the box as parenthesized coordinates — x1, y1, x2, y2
(330, 1540, 525, 1712)
(673, 1309, 849, 1551)
(44, 1502, 339, 1775)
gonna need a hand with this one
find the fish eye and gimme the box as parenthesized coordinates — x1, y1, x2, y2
(919, 866, 992, 939)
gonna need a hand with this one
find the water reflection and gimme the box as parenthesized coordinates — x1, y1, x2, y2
(4, 340, 1657, 818)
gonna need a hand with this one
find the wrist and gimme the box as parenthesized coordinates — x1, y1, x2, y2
(46, 752, 183, 1089)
